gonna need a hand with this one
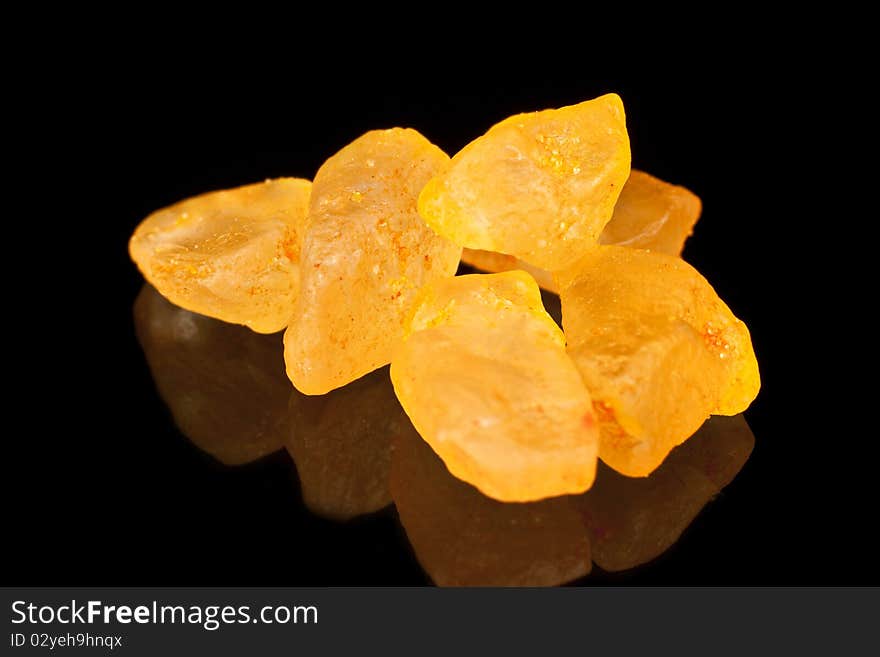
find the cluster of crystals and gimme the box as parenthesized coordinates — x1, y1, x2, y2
(129, 93, 760, 504)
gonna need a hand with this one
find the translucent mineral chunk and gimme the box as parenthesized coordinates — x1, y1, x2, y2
(418, 94, 630, 270)
(284, 129, 461, 395)
(391, 271, 598, 502)
(129, 178, 311, 333)
(559, 246, 760, 477)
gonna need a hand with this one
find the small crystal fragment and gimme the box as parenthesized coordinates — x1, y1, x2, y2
(391, 271, 598, 502)
(129, 178, 311, 333)
(598, 169, 702, 254)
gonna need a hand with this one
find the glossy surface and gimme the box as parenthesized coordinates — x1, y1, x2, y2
(286, 367, 396, 520)
(391, 420, 591, 586)
(575, 414, 754, 571)
(134, 285, 289, 465)
(135, 286, 755, 586)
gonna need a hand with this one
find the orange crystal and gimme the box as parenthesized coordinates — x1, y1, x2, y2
(559, 246, 760, 477)
(390, 271, 598, 502)
(129, 178, 311, 333)
(418, 94, 630, 271)
(284, 129, 461, 395)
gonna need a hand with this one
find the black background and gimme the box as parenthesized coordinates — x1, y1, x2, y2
(9, 41, 862, 586)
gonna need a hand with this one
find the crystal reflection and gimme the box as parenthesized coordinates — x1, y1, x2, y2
(135, 284, 754, 586)
(285, 366, 394, 520)
(134, 284, 290, 465)
(134, 284, 392, 520)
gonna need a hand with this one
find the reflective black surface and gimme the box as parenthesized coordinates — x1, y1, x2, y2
(131, 284, 754, 586)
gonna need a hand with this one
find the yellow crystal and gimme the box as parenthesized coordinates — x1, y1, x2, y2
(418, 94, 630, 270)
(129, 178, 311, 333)
(391, 415, 591, 586)
(284, 129, 461, 395)
(559, 246, 760, 477)
(133, 285, 289, 465)
(460, 169, 702, 292)
(391, 271, 598, 502)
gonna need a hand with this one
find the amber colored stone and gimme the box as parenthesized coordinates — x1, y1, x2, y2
(391, 271, 598, 502)
(129, 178, 311, 333)
(418, 94, 630, 270)
(598, 169, 702, 254)
(559, 246, 759, 477)
(574, 414, 754, 571)
(459, 169, 702, 292)
(133, 285, 289, 465)
(286, 367, 396, 521)
(284, 129, 461, 395)
(390, 419, 591, 586)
